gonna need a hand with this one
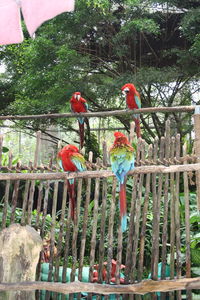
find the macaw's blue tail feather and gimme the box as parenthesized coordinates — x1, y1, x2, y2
(67, 179, 76, 222)
(78, 121, 85, 149)
(119, 183, 127, 232)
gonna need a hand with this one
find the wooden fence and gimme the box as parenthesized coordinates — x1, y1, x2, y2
(0, 111, 200, 299)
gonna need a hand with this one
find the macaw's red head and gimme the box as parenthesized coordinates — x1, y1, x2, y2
(72, 92, 81, 101)
(121, 83, 137, 95)
(114, 131, 130, 145)
(58, 144, 79, 159)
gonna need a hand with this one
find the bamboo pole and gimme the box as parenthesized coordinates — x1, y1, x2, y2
(1, 277, 200, 295)
(54, 184, 68, 284)
(97, 142, 108, 284)
(0, 106, 195, 121)
(35, 181, 44, 230)
(0, 163, 200, 181)
(175, 134, 182, 300)
(131, 139, 145, 284)
(138, 145, 152, 281)
(46, 181, 58, 300)
(183, 143, 192, 300)
(193, 112, 200, 210)
(2, 151, 13, 229)
(169, 137, 176, 300)
(0, 135, 3, 167)
(106, 178, 117, 283)
(88, 160, 101, 300)
(61, 189, 73, 288)
(70, 177, 82, 284)
(27, 131, 41, 225)
(151, 137, 159, 280)
(161, 121, 170, 282)
(78, 152, 93, 282)
(10, 163, 21, 224)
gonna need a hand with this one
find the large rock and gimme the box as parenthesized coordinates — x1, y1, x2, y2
(0, 224, 42, 300)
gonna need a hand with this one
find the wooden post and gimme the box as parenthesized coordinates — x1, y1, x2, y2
(193, 107, 200, 210)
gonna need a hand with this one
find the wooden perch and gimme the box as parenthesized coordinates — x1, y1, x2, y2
(0, 106, 195, 121)
(0, 163, 199, 180)
(0, 278, 200, 295)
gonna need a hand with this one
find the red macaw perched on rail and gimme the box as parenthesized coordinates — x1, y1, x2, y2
(70, 92, 89, 149)
(58, 145, 86, 222)
(109, 132, 135, 232)
(121, 83, 141, 138)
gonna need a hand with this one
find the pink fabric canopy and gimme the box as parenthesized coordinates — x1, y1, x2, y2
(0, 0, 75, 45)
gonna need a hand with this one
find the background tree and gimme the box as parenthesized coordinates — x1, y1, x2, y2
(0, 0, 199, 147)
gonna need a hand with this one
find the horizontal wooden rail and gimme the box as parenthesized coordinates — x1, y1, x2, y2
(0, 106, 195, 120)
(0, 162, 199, 180)
(0, 278, 200, 295)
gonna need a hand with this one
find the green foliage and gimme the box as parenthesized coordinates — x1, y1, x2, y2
(0, 0, 199, 146)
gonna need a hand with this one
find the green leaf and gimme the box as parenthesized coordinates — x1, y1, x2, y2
(2, 146, 9, 153)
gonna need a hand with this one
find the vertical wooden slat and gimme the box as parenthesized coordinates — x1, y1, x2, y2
(2, 151, 12, 229)
(183, 143, 192, 300)
(193, 113, 200, 210)
(175, 134, 182, 300)
(161, 121, 171, 280)
(124, 138, 142, 284)
(40, 181, 51, 239)
(61, 180, 81, 297)
(53, 184, 68, 284)
(21, 180, 30, 225)
(27, 179, 36, 225)
(129, 121, 135, 144)
(0, 134, 3, 168)
(10, 162, 21, 224)
(97, 142, 108, 284)
(35, 181, 44, 230)
(130, 139, 145, 283)
(36, 180, 51, 284)
(169, 137, 176, 300)
(160, 121, 170, 300)
(27, 131, 41, 225)
(106, 177, 117, 284)
(138, 144, 153, 281)
(78, 152, 93, 281)
(170, 137, 175, 276)
(45, 181, 59, 300)
(104, 177, 117, 300)
(70, 177, 82, 282)
(115, 220, 123, 300)
(151, 136, 159, 280)
(89, 158, 101, 281)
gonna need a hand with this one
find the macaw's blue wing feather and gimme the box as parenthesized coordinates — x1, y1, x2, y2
(84, 102, 89, 111)
(135, 95, 141, 109)
(71, 153, 86, 172)
(133, 95, 141, 119)
(58, 159, 64, 171)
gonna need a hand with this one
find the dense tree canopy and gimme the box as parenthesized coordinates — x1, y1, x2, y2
(0, 0, 200, 144)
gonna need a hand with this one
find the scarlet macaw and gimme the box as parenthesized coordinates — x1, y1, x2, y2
(121, 83, 141, 138)
(70, 92, 88, 148)
(109, 132, 135, 232)
(58, 144, 86, 221)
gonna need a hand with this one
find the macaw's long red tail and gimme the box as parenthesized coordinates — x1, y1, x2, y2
(119, 183, 127, 232)
(67, 180, 76, 222)
(134, 118, 141, 138)
(78, 121, 85, 149)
